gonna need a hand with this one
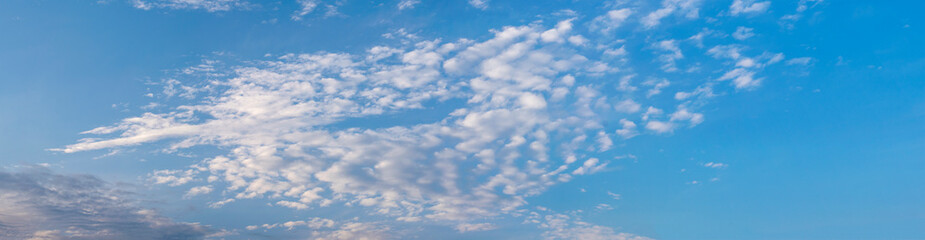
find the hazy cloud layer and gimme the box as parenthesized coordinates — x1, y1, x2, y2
(0, 167, 210, 240)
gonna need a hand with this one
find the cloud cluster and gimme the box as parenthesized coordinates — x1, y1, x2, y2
(0, 167, 210, 240)
(61, 2, 815, 237)
(131, 0, 249, 12)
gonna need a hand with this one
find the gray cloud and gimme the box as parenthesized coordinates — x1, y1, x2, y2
(0, 167, 210, 240)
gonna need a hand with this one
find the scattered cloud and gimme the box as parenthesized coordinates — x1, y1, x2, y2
(455, 223, 497, 233)
(130, 0, 249, 12)
(729, 0, 771, 16)
(58, 3, 819, 237)
(642, 0, 702, 28)
(703, 162, 728, 169)
(732, 26, 755, 40)
(787, 57, 814, 65)
(469, 0, 488, 10)
(397, 0, 421, 10)
(531, 213, 652, 240)
(591, 9, 633, 34)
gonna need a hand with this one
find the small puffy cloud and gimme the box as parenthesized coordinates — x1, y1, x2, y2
(730, 0, 771, 16)
(591, 9, 633, 34)
(614, 99, 642, 113)
(704, 162, 728, 169)
(645, 120, 675, 133)
(615, 119, 638, 139)
(653, 40, 683, 72)
(718, 68, 761, 90)
(732, 26, 755, 40)
(149, 169, 197, 186)
(643, 78, 670, 97)
(469, 0, 488, 10)
(184, 185, 213, 198)
(572, 158, 608, 175)
(670, 108, 705, 126)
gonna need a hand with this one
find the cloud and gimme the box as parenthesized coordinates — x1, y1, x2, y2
(653, 40, 683, 72)
(455, 223, 497, 232)
(0, 167, 211, 240)
(645, 120, 675, 134)
(130, 0, 249, 12)
(642, 0, 702, 28)
(703, 162, 728, 169)
(59, 4, 816, 237)
(615, 119, 639, 139)
(185, 185, 213, 198)
(531, 213, 652, 240)
(397, 0, 420, 10)
(61, 20, 620, 224)
(591, 9, 633, 34)
(607, 191, 621, 200)
(292, 0, 319, 20)
(469, 0, 488, 10)
(729, 0, 771, 16)
(614, 99, 642, 113)
(787, 57, 813, 65)
(732, 26, 755, 40)
(246, 217, 335, 231)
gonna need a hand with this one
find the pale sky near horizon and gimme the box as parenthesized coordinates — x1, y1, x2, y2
(1, 0, 924, 239)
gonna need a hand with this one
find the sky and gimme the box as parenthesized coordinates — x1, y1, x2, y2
(1, 0, 924, 239)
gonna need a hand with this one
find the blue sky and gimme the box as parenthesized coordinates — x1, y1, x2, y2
(1, 0, 924, 239)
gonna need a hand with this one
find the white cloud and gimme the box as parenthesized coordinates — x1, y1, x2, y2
(58, 6, 812, 237)
(469, 0, 488, 10)
(653, 40, 683, 72)
(643, 78, 670, 97)
(645, 120, 674, 133)
(572, 158, 607, 175)
(131, 0, 248, 12)
(615, 119, 638, 139)
(532, 213, 652, 240)
(596, 131, 613, 152)
(397, 0, 420, 10)
(591, 9, 633, 34)
(315, 222, 392, 240)
(732, 26, 755, 40)
(718, 68, 761, 89)
(642, 106, 662, 121)
(613, 99, 641, 113)
(670, 108, 704, 126)
(704, 162, 728, 169)
(149, 169, 197, 186)
(642, 0, 702, 28)
(246, 217, 335, 231)
(185, 185, 213, 198)
(595, 203, 614, 210)
(730, 0, 771, 16)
